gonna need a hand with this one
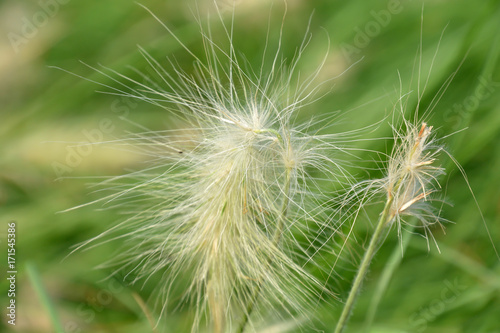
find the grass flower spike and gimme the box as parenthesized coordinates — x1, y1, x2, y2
(87, 66, 320, 332)
(334, 117, 447, 333)
(385, 120, 445, 242)
(66, 5, 354, 332)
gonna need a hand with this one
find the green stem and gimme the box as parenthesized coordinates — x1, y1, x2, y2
(364, 224, 414, 331)
(334, 198, 393, 333)
(236, 168, 292, 333)
(26, 262, 64, 333)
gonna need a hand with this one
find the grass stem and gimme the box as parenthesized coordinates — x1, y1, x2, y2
(364, 225, 414, 331)
(26, 262, 64, 333)
(334, 198, 393, 333)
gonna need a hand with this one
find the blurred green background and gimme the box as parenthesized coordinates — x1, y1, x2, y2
(1, 0, 500, 332)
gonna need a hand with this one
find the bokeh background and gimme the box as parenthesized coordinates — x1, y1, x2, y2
(1, 0, 500, 332)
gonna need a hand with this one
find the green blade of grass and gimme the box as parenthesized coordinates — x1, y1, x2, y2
(364, 226, 415, 331)
(26, 262, 64, 333)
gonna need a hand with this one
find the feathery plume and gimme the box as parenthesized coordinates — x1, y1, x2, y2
(384, 119, 446, 245)
(333, 115, 448, 333)
(64, 4, 356, 332)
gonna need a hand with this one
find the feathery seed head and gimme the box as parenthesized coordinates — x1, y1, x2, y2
(384, 119, 446, 235)
(340, 115, 448, 250)
(69, 7, 351, 332)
